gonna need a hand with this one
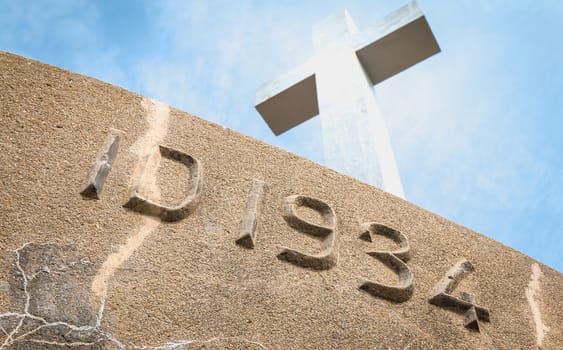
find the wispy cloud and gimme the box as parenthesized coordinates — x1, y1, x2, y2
(0, 0, 127, 87)
(135, 1, 315, 132)
(377, 6, 562, 270)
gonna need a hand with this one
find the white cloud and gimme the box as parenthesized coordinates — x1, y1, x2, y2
(134, 1, 317, 138)
(1, 0, 94, 46)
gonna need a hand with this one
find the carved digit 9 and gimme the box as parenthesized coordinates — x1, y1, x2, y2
(277, 195, 337, 270)
(358, 223, 414, 302)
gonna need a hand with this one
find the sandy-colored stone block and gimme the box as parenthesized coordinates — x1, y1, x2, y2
(0, 52, 561, 349)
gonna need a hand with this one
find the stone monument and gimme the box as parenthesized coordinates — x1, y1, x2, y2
(0, 52, 561, 349)
(255, 2, 440, 198)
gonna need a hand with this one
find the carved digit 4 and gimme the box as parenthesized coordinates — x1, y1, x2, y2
(124, 145, 203, 222)
(277, 195, 337, 270)
(429, 259, 490, 332)
(81, 129, 123, 199)
(236, 179, 265, 248)
(358, 223, 414, 302)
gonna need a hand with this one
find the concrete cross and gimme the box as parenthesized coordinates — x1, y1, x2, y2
(255, 1, 440, 198)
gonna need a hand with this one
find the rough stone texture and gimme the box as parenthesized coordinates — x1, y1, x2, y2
(0, 51, 561, 349)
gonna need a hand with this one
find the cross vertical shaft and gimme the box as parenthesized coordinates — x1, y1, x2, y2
(255, 1, 440, 199)
(313, 11, 404, 197)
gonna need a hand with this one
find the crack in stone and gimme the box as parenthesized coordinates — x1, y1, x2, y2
(0, 325, 9, 337)
(0, 244, 109, 349)
(22, 338, 104, 347)
(0, 244, 187, 349)
(0, 243, 273, 349)
(188, 336, 267, 349)
(1, 243, 31, 349)
(132, 340, 192, 350)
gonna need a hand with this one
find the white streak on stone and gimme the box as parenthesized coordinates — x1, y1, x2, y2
(91, 217, 160, 307)
(91, 97, 170, 318)
(525, 263, 550, 347)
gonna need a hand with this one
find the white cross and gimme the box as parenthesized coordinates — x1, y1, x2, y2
(255, 1, 440, 198)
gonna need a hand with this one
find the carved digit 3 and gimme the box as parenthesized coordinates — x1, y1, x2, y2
(277, 195, 337, 270)
(358, 223, 414, 302)
(124, 145, 203, 222)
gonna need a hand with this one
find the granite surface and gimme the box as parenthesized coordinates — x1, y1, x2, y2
(0, 52, 561, 349)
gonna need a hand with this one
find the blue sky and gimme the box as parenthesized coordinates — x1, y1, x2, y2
(1, 0, 561, 272)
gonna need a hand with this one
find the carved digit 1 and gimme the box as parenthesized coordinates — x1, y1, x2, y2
(124, 145, 203, 222)
(277, 195, 337, 270)
(236, 179, 265, 248)
(429, 259, 490, 332)
(358, 223, 413, 302)
(80, 129, 123, 199)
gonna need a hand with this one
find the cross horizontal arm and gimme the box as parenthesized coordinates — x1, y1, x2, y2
(255, 1, 440, 136)
(354, 1, 440, 85)
(255, 62, 319, 135)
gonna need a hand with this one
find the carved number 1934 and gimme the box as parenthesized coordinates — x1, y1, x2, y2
(81, 129, 491, 332)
